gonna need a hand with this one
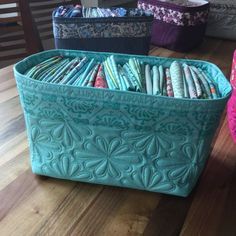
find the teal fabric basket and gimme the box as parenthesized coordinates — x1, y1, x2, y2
(14, 49, 231, 197)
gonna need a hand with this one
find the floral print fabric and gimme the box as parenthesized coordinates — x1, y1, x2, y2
(53, 21, 152, 39)
(138, 1, 209, 26)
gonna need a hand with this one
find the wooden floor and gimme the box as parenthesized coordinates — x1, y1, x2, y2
(0, 37, 236, 236)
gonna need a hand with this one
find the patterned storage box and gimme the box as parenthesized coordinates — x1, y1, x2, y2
(52, 7, 153, 55)
(138, 0, 209, 52)
(14, 49, 231, 197)
(206, 0, 236, 40)
(227, 50, 236, 143)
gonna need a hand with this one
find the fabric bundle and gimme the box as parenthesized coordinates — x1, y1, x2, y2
(25, 55, 221, 100)
(54, 5, 152, 18)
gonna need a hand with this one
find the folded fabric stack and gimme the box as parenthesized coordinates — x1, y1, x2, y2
(54, 5, 152, 18)
(25, 55, 220, 99)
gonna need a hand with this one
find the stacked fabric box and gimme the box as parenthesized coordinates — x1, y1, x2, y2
(53, 5, 153, 55)
(206, 0, 236, 40)
(138, 0, 209, 52)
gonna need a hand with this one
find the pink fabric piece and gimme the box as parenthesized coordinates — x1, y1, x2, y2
(94, 65, 107, 88)
(227, 51, 236, 143)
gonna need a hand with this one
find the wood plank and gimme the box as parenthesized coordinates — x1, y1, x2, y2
(0, 0, 19, 3)
(0, 97, 23, 134)
(217, 165, 236, 236)
(33, 10, 54, 18)
(0, 34, 25, 43)
(0, 132, 27, 166)
(0, 77, 16, 92)
(0, 65, 15, 83)
(36, 19, 51, 26)
(0, 85, 19, 104)
(180, 119, 236, 236)
(143, 195, 193, 236)
(0, 148, 29, 191)
(0, 178, 102, 235)
(0, 43, 26, 52)
(98, 191, 161, 236)
(30, 3, 62, 11)
(0, 6, 19, 14)
(0, 114, 25, 149)
(39, 26, 52, 33)
(68, 187, 127, 235)
(0, 24, 23, 33)
(0, 16, 21, 23)
(34, 184, 104, 235)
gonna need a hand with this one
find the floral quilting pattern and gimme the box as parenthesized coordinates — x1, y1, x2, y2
(31, 126, 61, 162)
(157, 142, 207, 187)
(38, 118, 92, 147)
(129, 166, 174, 192)
(122, 117, 193, 157)
(53, 21, 152, 39)
(123, 130, 171, 157)
(75, 136, 140, 178)
(138, 1, 209, 26)
(42, 154, 91, 180)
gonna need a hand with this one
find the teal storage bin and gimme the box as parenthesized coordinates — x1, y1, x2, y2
(14, 49, 231, 197)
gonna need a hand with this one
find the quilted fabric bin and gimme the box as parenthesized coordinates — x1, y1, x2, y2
(52, 7, 153, 55)
(206, 0, 236, 40)
(14, 49, 231, 197)
(227, 50, 236, 143)
(138, 0, 209, 52)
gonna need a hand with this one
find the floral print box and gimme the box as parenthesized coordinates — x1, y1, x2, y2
(14, 50, 231, 197)
(138, 0, 209, 52)
(52, 7, 153, 55)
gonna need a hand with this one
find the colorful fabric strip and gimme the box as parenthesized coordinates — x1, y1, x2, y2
(145, 64, 152, 95)
(159, 65, 164, 95)
(165, 68, 174, 97)
(103, 60, 119, 89)
(182, 71, 189, 98)
(189, 66, 202, 98)
(191, 66, 212, 99)
(94, 64, 108, 88)
(152, 65, 160, 95)
(60, 57, 88, 85)
(170, 61, 184, 98)
(74, 59, 95, 86)
(183, 64, 197, 99)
